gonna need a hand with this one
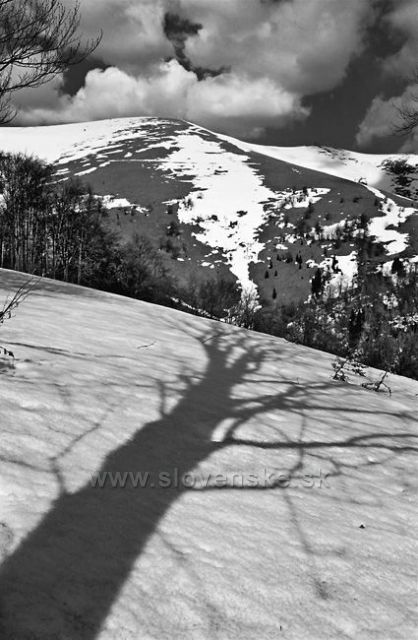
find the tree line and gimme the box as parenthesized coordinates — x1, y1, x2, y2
(0, 153, 114, 284)
(253, 231, 418, 381)
(0, 151, 239, 313)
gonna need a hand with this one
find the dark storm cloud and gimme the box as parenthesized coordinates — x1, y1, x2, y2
(163, 11, 226, 80)
(61, 56, 109, 97)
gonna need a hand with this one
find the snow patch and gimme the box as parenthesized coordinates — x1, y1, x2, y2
(366, 187, 416, 255)
(160, 133, 277, 293)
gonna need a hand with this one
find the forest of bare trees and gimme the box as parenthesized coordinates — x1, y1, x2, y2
(0, 153, 115, 283)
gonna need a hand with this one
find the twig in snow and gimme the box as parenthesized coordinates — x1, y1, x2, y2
(136, 341, 156, 350)
(361, 371, 392, 395)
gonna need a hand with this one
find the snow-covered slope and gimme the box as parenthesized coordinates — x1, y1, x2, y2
(1, 118, 418, 300)
(2, 118, 417, 195)
(0, 269, 417, 640)
(0, 117, 156, 164)
(211, 131, 418, 198)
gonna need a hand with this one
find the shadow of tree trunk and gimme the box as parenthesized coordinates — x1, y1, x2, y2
(0, 329, 272, 639)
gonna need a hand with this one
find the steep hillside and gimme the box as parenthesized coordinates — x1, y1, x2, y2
(0, 269, 417, 639)
(1, 118, 418, 305)
(217, 133, 418, 200)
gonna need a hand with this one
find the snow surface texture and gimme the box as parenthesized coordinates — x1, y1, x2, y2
(0, 269, 417, 640)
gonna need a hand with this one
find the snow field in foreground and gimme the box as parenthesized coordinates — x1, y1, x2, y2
(0, 269, 416, 640)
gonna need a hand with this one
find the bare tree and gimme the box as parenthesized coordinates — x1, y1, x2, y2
(0, 277, 36, 359)
(395, 72, 418, 135)
(0, 278, 34, 326)
(0, 0, 101, 122)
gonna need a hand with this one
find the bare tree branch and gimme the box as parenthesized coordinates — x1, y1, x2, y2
(0, 276, 38, 359)
(0, 0, 101, 122)
(0, 278, 35, 326)
(393, 69, 418, 135)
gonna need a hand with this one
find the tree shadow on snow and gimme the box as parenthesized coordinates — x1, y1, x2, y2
(0, 324, 416, 638)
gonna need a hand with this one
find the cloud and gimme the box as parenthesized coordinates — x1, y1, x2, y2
(356, 86, 418, 151)
(381, 0, 418, 79)
(16, 62, 196, 124)
(65, 0, 172, 73)
(354, 0, 418, 151)
(14, 0, 376, 136)
(187, 73, 309, 137)
(356, 95, 401, 147)
(16, 61, 308, 139)
(181, 0, 373, 95)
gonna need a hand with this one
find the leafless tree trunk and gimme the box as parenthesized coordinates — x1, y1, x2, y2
(0, 0, 101, 122)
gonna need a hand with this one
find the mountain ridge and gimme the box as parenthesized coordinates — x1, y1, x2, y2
(2, 116, 418, 197)
(1, 117, 418, 304)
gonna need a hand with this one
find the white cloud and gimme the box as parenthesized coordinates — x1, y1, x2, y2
(382, 0, 418, 79)
(187, 73, 309, 137)
(16, 62, 196, 124)
(16, 61, 308, 139)
(356, 95, 400, 148)
(356, 86, 418, 151)
(182, 0, 373, 94)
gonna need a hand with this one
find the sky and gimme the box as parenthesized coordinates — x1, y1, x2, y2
(10, 0, 418, 153)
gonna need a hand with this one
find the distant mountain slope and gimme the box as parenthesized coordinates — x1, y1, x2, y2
(1, 118, 418, 303)
(215, 132, 418, 200)
(0, 269, 417, 639)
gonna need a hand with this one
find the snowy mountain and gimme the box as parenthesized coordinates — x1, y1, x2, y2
(1, 117, 418, 303)
(218, 135, 418, 200)
(0, 268, 417, 640)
